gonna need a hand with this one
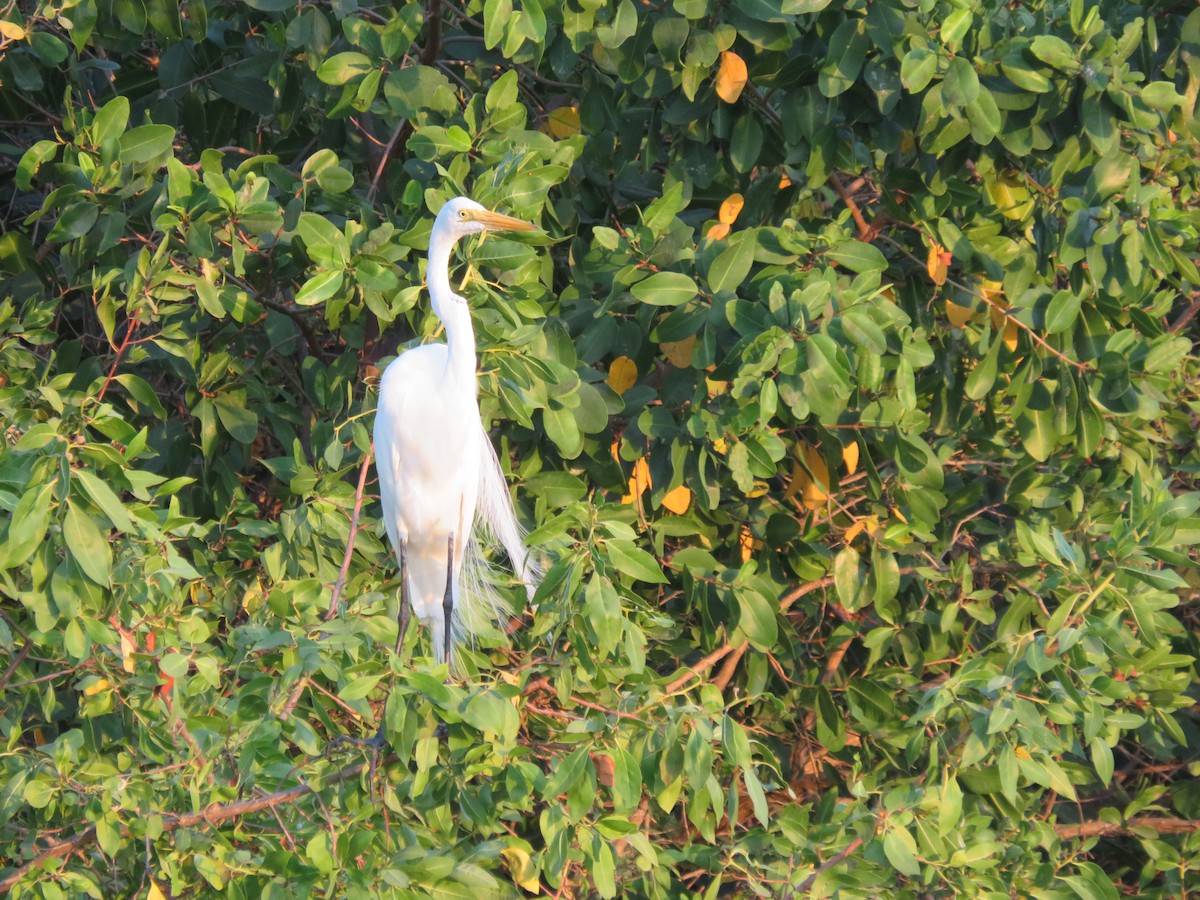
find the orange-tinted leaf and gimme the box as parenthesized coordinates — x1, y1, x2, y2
(778, 173, 792, 189)
(607, 356, 638, 394)
(661, 335, 696, 368)
(712, 437, 728, 455)
(715, 51, 749, 103)
(844, 519, 867, 544)
(545, 106, 581, 139)
(842, 441, 859, 475)
(800, 442, 829, 510)
(718, 193, 745, 225)
(84, 679, 111, 696)
(927, 241, 948, 285)
(739, 526, 759, 563)
(621, 457, 652, 504)
(610, 435, 621, 463)
(946, 299, 974, 328)
(661, 484, 692, 514)
(1003, 319, 1019, 351)
(706, 221, 731, 240)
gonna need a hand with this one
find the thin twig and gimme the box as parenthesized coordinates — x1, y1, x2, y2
(325, 447, 375, 621)
(790, 836, 865, 896)
(665, 578, 834, 693)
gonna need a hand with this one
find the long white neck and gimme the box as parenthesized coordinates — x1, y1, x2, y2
(426, 231, 478, 389)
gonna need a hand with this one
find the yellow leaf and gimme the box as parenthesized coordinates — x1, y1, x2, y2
(800, 442, 829, 511)
(1014, 745, 1033, 760)
(121, 632, 137, 674)
(739, 526, 758, 563)
(621, 457, 652, 504)
(1003, 319, 1019, 352)
(607, 356, 638, 394)
(610, 435, 621, 463)
(889, 505, 908, 524)
(718, 193, 745, 225)
(706, 221, 731, 240)
(945, 299, 974, 328)
(706, 378, 730, 398)
(84, 679, 111, 696)
(712, 437, 728, 455)
(927, 241, 948, 286)
(661, 484, 692, 514)
(545, 106, 581, 139)
(0, 20, 26, 40)
(715, 51, 749, 103)
(900, 130, 917, 154)
(844, 519, 867, 544)
(501, 847, 542, 893)
(842, 441, 859, 475)
(986, 172, 1034, 221)
(148, 882, 166, 900)
(661, 335, 696, 368)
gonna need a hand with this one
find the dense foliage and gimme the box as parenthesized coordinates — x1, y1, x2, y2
(2, 0, 1199, 895)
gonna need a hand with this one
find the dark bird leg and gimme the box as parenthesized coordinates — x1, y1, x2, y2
(394, 540, 410, 656)
(368, 538, 411, 747)
(443, 533, 455, 671)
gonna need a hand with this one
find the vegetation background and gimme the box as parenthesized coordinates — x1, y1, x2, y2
(1, 0, 1199, 895)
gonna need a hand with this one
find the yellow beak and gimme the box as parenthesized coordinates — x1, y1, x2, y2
(466, 209, 537, 232)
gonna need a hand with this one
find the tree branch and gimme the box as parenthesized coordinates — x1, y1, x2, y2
(665, 578, 834, 693)
(0, 756, 387, 893)
(1054, 817, 1200, 840)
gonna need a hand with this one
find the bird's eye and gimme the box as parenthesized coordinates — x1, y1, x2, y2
(458, 210, 468, 220)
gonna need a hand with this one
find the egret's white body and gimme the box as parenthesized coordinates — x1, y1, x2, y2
(374, 197, 539, 666)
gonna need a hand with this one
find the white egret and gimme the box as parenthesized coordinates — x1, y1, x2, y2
(374, 197, 541, 674)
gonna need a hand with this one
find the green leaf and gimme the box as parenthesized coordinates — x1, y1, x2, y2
(827, 241, 886, 274)
(631, 272, 698, 307)
(295, 269, 344, 306)
(47, 203, 99, 243)
(605, 540, 667, 583)
(1044, 290, 1081, 334)
(462, 689, 519, 741)
(118, 124, 175, 165)
(214, 395, 258, 443)
(1141, 81, 1184, 111)
(900, 48, 937, 93)
(819, 19, 868, 98)
(734, 586, 777, 651)
(942, 56, 979, 108)
(707, 232, 756, 295)
(0, 480, 56, 570)
(833, 546, 868, 611)
(92, 96, 130, 147)
(64, 499, 112, 585)
(73, 469, 136, 533)
(339, 674, 384, 701)
(316, 52, 375, 85)
(882, 826, 921, 876)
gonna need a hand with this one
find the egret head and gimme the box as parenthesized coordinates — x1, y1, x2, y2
(434, 197, 537, 241)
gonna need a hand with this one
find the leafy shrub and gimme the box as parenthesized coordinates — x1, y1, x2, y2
(1, 0, 1198, 896)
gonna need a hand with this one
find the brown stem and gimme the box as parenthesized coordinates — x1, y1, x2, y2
(790, 836, 865, 896)
(1054, 817, 1200, 840)
(96, 318, 137, 404)
(828, 173, 871, 240)
(0, 756, 387, 893)
(324, 447, 375, 621)
(665, 578, 834, 693)
(1168, 292, 1200, 333)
